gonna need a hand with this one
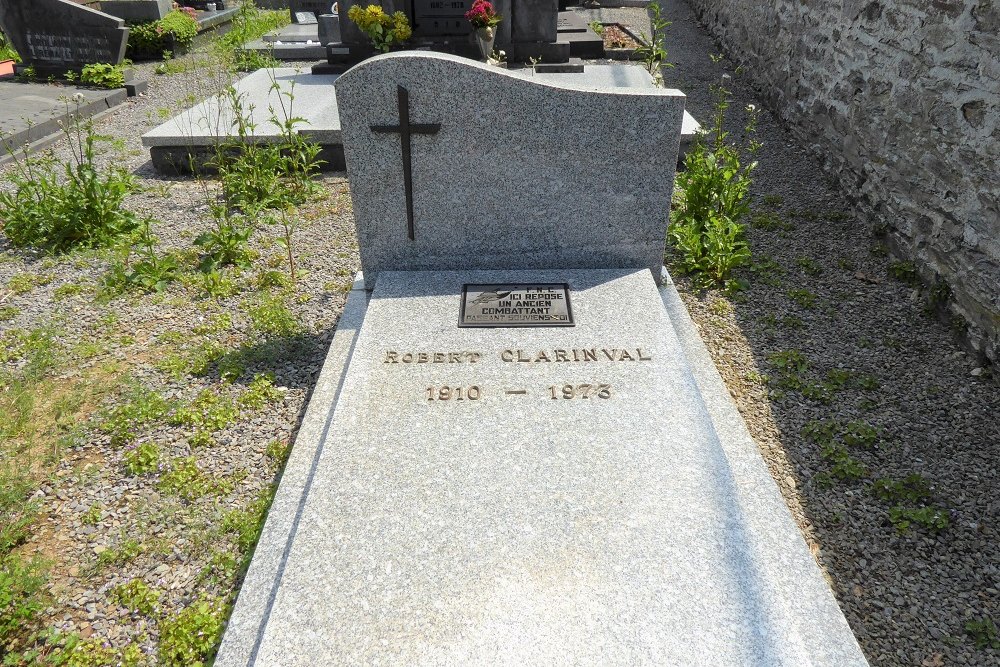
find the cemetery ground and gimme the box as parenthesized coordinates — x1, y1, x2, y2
(0, 5, 997, 667)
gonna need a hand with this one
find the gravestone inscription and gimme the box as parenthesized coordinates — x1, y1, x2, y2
(290, 0, 333, 22)
(214, 53, 870, 666)
(0, 0, 128, 74)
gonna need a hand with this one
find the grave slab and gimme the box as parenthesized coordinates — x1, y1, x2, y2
(215, 268, 870, 666)
(141, 68, 343, 173)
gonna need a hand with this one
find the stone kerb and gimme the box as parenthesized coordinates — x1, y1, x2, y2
(334, 51, 686, 289)
(0, 0, 129, 73)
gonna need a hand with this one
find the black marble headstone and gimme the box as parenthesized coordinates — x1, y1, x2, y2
(0, 0, 128, 74)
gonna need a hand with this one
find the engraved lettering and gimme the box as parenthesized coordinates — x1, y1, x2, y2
(535, 351, 551, 362)
(501, 349, 514, 362)
(637, 348, 652, 361)
(384, 351, 399, 363)
(417, 352, 429, 363)
(449, 352, 462, 363)
(602, 349, 618, 361)
(517, 350, 531, 362)
(572, 349, 580, 362)
(619, 349, 634, 361)
(467, 352, 482, 363)
(582, 349, 597, 362)
(402, 353, 413, 363)
(554, 349, 569, 362)
(434, 353, 445, 363)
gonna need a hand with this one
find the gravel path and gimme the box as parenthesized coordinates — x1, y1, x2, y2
(657, 0, 1000, 665)
(1, 13, 998, 666)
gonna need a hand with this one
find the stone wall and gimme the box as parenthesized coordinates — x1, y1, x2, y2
(682, 0, 1000, 362)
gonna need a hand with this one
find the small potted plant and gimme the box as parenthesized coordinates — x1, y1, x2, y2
(464, 0, 501, 60)
(347, 4, 412, 53)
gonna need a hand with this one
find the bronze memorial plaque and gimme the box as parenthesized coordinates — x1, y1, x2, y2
(459, 284, 574, 328)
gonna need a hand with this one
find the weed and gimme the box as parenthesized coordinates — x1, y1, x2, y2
(97, 538, 142, 567)
(222, 486, 275, 558)
(53, 283, 86, 299)
(265, 439, 290, 465)
(81, 504, 102, 526)
(787, 288, 818, 309)
(247, 294, 300, 338)
(965, 617, 1000, 650)
(111, 579, 160, 616)
(194, 208, 255, 272)
(104, 218, 182, 294)
(199, 270, 240, 299)
(100, 384, 172, 447)
(157, 457, 216, 501)
(836, 256, 857, 271)
(0, 554, 47, 655)
(782, 315, 805, 330)
(236, 374, 284, 411)
(588, 20, 604, 35)
(762, 194, 783, 207)
(1, 101, 139, 253)
(750, 211, 792, 231)
(670, 82, 758, 285)
(257, 268, 294, 291)
(124, 442, 160, 476)
(7, 272, 52, 295)
(872, 474, 932, 504)
(192, 313, 233, 336)
(842, 421, 879, 448)
(0, 305, 17, 322)
(158, 595, 227, 667)
(169, 390, 239, 433)
(820, 443, 866, 480)
(796, 256, 822, 276)
(635, 2, 672, 80)
(888, 506, 949, 533)
(888, 260, 920, 286)
(80, 62, 129, 89)
(768, 349, 808, 375)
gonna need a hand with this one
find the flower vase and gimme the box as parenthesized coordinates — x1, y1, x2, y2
(475, 26, 495, 60)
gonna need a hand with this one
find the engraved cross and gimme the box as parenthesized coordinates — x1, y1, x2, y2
(370, 85, 442, 241)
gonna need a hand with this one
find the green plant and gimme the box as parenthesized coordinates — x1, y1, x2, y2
(965, 616, 1000, 650)
(97, 538, 142, 567)
(347, 4, 413, 53)
(0, 554, 47, 654)
(169, 390, 239, 433)
(762, 194, 783, 207)
(81, 504, 102, 526)
(670, 82, 758, 285)
(104, 218, 181, 293)
(216, 3, 288, 71)
(787, 288, 817, 309)
(888, 260, 920, 286)
(796, 256, 822, 276)
(0, 30, 20, 62)
(888, 506, 949, 533)
(588, 20, 604, 35)
(0, 100, 139, 253)
(195, 208, 255, 271)
(127, 10, 199, 60)
(872, 474, 932, 504)
(124, 442, 160, 476)
(80, 62, 129, 89)
(111, 579, 160, 616)
(265, 439, 290, 465)
(158, 595, 227, 667)
(237, 374, 283, 411)
(0, 305, 17, 322)
(820, 443, 866, 480)
(101, 384, 172, 447)
(157, 457, 215, 501)
(247, 294, 300, 338)
(635, 2, 672, 79)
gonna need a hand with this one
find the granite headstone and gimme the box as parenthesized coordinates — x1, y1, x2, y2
(290, 0, 333, 22)
(99, 0, 173, 23)
(335, 52, 686, 289)
(0, 0, 128, 74)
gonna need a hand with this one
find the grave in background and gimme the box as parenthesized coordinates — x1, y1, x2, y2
(0, 0, 128, 75)
(213, 52, 870, 666)
(142, 62, 699, 174)
(99, 0, 173, 22)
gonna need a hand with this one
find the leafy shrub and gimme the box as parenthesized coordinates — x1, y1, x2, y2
(0, 30, 20, 62)
(127, 10, 199, 60)
(80, 62, 129, 89)
(0, 108, 139, 253)
(670, 81, 759, 286)
(124, 442, 160, 476)
(216, 3, 288, 71)
(347, 4, 412, 52)
(0, 555, 47, 654)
